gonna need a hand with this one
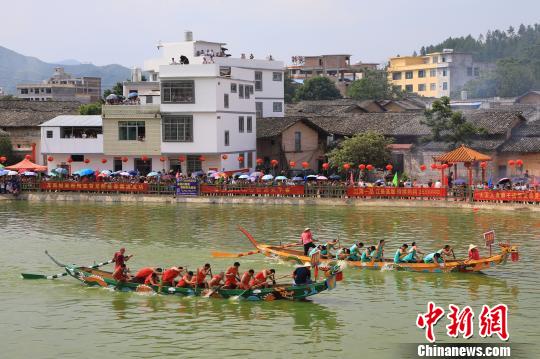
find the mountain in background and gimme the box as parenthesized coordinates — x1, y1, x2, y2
(0, 46, 131, 95)
(54, 59, 84, 66)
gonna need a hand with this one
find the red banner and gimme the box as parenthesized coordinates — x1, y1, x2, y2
(347, 187, 447, 198)
(200, 184, 305, 196)
(40, 181, 148, 192)
(474, 190, 540, 202)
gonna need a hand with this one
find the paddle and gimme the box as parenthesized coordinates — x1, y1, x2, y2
(23, 256, 115, 280)
(211, 243, 299, 258)
(45, 250, 65, 267)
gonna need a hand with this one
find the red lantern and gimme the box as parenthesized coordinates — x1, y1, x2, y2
(199, 155, 206, 162)
(84, 158, 90, 164)
(101, 158, 107, 164)
(359, 164, 366, 170)
(25, 154, 32, 160)
(480, 161, 487, 169)
(160, 156, 166, 162)
(442, 164, 449, 169)
(67, 156, 73, 163)
(122, 156, 128, 163)
(516, 159, 523, 166)
(47, 156, 54, 162)
(420, 164, 427, 171)
(322, 163, 329, 170)
(221, 154, 228, 160)
(508, 160, 515, 167)
(0, 156, 6, 163)
(343, 163, 351, 170)
(289, 161, 296, 167)
(256, 158, 263, 165)
(237, 155, 244, 162)
(141, 155, 148, 162)
(386, 164, 393, 171)
(178, 156, 186, 163)
(301, 161, 309, 169)
(270, 159, 278, 167)
(430, 163, 437, 170)
(366, 164, 374, 171)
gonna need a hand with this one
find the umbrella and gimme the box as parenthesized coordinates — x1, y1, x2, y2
(497, 178, 511, 184)
(128, 170, 138, 176)
(147, 172, 159, 177)
(23, 171, 37, 176)
(511, 177, 528, 183)
(0, 169, 8, 176)
(207, 170, 217, 175)
(47, 171, 59, 177)
(250, 172, 263, 177)
(232, 172, 244, 178)
(127, 92, 138, 99)
(262, 174, 274, 181)
(238, 174, 250, 179)
(306, 175, 317, 180)
(453, 178, 467, 185)
(100, 170, 112, 176)
(7, 170, 18, 176)
(119, 171, 130, 177)
(106, 94, 118, 100)
(274, 175, 288, 181)
(161, 174, 173, 180)
(292, 176, 304, 182)
(54, 167, 68, 175)
(74, 168, 95, 177)
(329, 174, 341, 180)
(316, 175, 328, 180)
(191, 171, 205, 177)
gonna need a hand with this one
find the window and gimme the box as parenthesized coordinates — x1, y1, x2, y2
(467, 67, 473, 76)
(152, 74, 158, 81)
(168, 158, 182, 173)
(146, 95, 153, 104)
(162, 116, 193, 142)
(224, 130, 230, 146)
(255, 71, 263, 91)
(45, 88, 51, 94)
(256, 102, 263, 117)
(432, 56, 438, 63)
(442, 69, 447, 76)
(248, 85, 254, 94)
(429, 69, 436, 77)
(224, 93, 229, 108)
(246, 116, 252, 133)
(34, 88, 40, 93)
(443, 82, 448, 90)
(231, 83, 237, 93)
(219, 66, 231, 77)
(418, 70, 425, 78)
(418, 84, 426, 91)
(187, 155, 202, 173)
(238, 116, 244, 133)
(244, 86, 250, 99)
(20, 88, 28, 94)
(272, 72, 282, 81)
(405, 71, 413, 79)
(119, 121, 145, 141)
(46, 130, 53, 139)
(71, 155, 84, 162)
(294, 131, 301, 152)
(134, 158, 152, 176)
(273, 102, 283, 112)
(113, 158, 123, 172)
(247, 152, 253, 168)
(392, 72, 402, 80)
(239, 84, 244, 99)
(430, 83, 436, 91)
(405, 84, 413, 92)
(474, 68, 480, 76)
(161, 80, 195, 103)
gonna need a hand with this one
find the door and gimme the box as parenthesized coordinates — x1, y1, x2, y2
(134, 158, 152, 176)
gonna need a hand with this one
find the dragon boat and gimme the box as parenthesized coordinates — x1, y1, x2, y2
(21, 252, 341, 301)
(237, 226, 520, 273)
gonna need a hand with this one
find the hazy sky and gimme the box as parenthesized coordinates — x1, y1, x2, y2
(2, 0, 540, 67)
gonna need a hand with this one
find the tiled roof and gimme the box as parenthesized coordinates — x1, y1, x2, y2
(0, 128, 8, 137)
(0, 99, 80, 127)
(257, 116, 307, 138)
(434, 145, 492, 162)
(499, 137, 540, 153)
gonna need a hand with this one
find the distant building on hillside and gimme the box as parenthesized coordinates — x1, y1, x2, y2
(286, 54, 378, 96)
(387, 49, 494, 98)
(16, 67, 101, 103)
(515, 90, 540, 105)
(0, 87, 4, 96)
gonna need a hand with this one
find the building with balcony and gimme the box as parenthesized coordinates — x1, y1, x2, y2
(16, 67, 101, 103)
(387, 50, 494, 98)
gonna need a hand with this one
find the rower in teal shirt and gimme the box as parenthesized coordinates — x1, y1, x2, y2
(348, 242, 364, 261)
(394, 244, 409, 263)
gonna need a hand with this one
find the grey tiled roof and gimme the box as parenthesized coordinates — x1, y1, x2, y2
(0, 99, 80, 127)
(499, 137, 540, 153)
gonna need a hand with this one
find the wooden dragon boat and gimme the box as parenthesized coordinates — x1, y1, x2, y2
(238, 226, 520, 273)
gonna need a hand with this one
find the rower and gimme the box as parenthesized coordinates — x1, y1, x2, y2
(361, 246, 376, 262)
(161, 266, 184, 286)
(176, 271, 195, 288)
(394, 244, 409, 263)
(194, 263, 212, 288)
(144, 271, 160, 286)
(250, 269, 275, 288)
(113, 263, 130, 283)
(292, 263, 312, 286)
(371, 239, 385, 261)
(133, 267, 162, 284)
(300, 228, 316, 255)
(223, 262, 240, 289)
(238, 269, 255, 290)
(424, 252, 444, 264)
(113, 247, 133, 270)
(336, 248, 350, 260)
(348, 242, 364, 261)
(308, 244, 323, 257)
(467, 244, 480, 261)
(208, 272, 225, 287)
(438, 245, 456, 260)
(403, 242, 424, 263)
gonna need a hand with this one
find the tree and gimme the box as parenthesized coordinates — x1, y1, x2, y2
(284, 72, 300, 104)
(0, 135, 20, 165)
(347, 69, 403, 101)
(103, 82, 123, 99)
(293, 77, 341, 102)
(326, 132, 393, 169)
(79, 103, 102, 115)
(421, 97, 486, 148)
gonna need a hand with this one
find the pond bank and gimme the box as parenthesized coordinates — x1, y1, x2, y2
(3, 192, 539, 212)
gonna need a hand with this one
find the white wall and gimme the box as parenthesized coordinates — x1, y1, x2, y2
(216, 112, 256, 153)
(41, 127, 103, 154)
(161, 113, 218, 154)
(160, 76, 218, 113)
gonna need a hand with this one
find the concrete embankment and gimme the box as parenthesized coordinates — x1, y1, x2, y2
(2, 192, 539, 212)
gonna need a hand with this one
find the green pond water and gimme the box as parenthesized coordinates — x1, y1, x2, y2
(0, 201, 538, 358)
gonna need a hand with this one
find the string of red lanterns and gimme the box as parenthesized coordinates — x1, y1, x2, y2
(358, 164, 366, 170)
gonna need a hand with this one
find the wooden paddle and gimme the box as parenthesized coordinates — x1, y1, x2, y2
(211, 243, 300, 258)
(23, 257, 115, 280)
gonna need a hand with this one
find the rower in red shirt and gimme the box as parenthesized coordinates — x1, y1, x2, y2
(113, 263, 130, 283)
(193, 263, 212, 288)
(238, 269, 255, 290)
(161, 266, 184, 286)
(176, 271, 195, 288)
(208, 272, 224, 287)
(250, 269, 275, 288)
(144, 272, 160, 286)
(133, 267, 162, 283)
(223, 262, 241, 289)
(112, 248, 133, 270)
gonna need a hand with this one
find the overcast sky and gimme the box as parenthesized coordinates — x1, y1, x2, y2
(2, 0, 540, 68)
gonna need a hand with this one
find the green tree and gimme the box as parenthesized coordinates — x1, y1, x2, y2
(326, 132, 393, 169)
(284, 72, 300, 104)
(0, 135, 19, 165)
(79, 102, 102, 115)
(347, 69, 403, 100)
(103, 82, 124, 98)
(421, 97, 486, 148)
(293, 77, 341, 102)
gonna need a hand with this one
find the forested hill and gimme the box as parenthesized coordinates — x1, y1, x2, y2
(419, 24, 540, 98)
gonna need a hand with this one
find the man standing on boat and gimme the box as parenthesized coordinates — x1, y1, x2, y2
(300, 228, 316, 255)
(113, 248, 133, 270)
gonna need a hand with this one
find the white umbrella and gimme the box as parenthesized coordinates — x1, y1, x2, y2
(23, 171, 37, 176)
(316, 175, 328, 180)
(238, 174, 250, 179)
(262, 174, 274, 181)
(119, 171, 130, 177)
(7, 170, 18, 176)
